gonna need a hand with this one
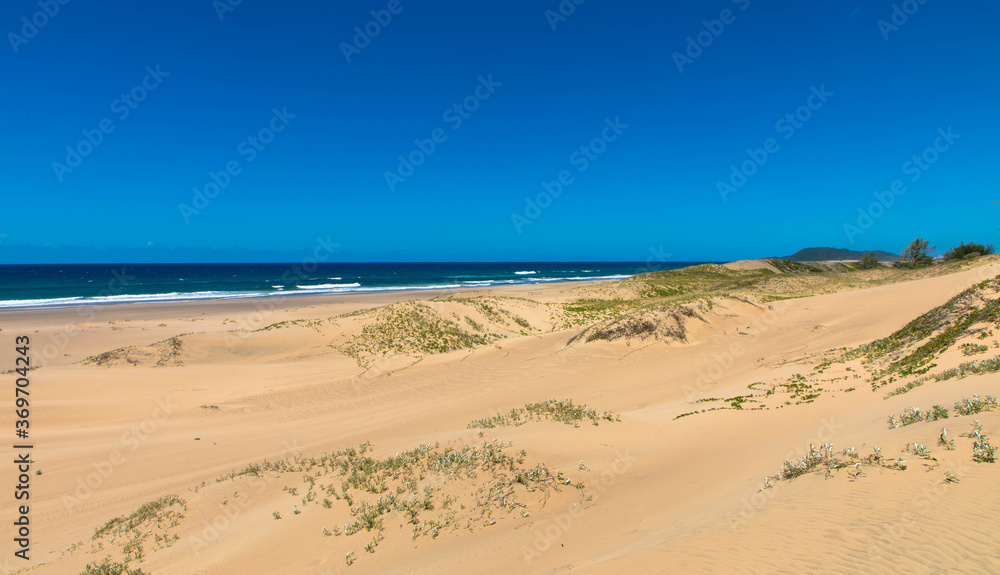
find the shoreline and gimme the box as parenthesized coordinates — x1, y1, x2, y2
(0, 277, 628, 314)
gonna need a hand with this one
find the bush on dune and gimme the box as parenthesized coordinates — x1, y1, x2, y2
(944, 241, 994, 261)
(856, 251, 880, 269)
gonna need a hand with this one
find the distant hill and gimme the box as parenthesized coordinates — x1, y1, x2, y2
(776, 247, 899, 262)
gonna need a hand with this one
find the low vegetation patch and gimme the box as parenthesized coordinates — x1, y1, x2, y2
(468, 399, 620, 428)
(887, 395, 997, 429)
(80, 558, 150, 575)
(768, 444, 907, 485)
(960, 342, 989, 356)
(82, 336, 186, 368)
(571, 303, 707, 344)
(88, 495, 185, 569)
(837, 277, 1000, 389)
(208, 439, 573, 568)
(339, 302, 501, 366)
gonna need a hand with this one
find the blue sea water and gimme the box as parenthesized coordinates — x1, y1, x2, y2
(0, 262, 711, 310)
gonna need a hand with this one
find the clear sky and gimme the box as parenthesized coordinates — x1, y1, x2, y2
(2, 0, 998, 263)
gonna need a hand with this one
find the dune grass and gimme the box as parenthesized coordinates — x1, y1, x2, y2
(468, 399, 620, 429)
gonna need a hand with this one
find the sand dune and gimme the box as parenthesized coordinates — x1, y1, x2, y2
(3, 259, 999, 574)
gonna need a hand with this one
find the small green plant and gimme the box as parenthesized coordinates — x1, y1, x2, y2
(889, 403, 957, 428)
(972, 433, 996, 463)
(954, 395, 998, 416)
(906, 442, 932, 459)
(928, 405, 949, 421)
(960, 343, 989, 356)
(938, 428, 955, 450)
(961, 420, 983, 438)
(899, 407, 925, 426)
(867, 446, 884, 465)
(272, 511, 282, 520)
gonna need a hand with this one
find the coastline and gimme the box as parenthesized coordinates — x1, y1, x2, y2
(0, 262, 661, 311)
(0, 278, 609, 320)
(6, 258, 1000, 574)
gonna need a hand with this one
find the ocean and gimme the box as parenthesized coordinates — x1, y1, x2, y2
(0, 262, 710, 310)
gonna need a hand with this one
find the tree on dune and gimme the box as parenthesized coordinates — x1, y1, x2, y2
(895, 238, 935, 268)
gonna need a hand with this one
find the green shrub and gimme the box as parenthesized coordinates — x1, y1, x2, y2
(944, 242, 994, 261)
(856, 251, 880, 269)
(960, 343, 989, 356)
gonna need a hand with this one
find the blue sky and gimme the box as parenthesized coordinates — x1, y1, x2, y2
(2, 0, 998, 263)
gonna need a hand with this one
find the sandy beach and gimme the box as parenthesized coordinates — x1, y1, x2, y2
(3, 258, 999, 574)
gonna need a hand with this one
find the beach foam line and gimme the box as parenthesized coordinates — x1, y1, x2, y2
(528, 274, 631, 282)
(0, 291, 271, 310)
(459, 280, 520, 287)
(0, 296, 85, 309)
(346, 284, 463, 293)
(87, 291, 269, 303)
(0, 275, 631, 310)
(295, 283, 362, 290)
